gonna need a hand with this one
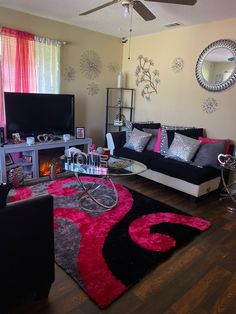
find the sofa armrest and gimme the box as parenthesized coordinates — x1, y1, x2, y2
(106, 131, 126, 154)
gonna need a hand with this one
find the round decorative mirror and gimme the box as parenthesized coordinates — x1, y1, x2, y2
(195, 39, 236, 92)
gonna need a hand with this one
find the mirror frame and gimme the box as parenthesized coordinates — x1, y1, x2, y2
(195, 39, 236, 92)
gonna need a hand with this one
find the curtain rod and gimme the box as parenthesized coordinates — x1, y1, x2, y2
(0, 26, 68, 46)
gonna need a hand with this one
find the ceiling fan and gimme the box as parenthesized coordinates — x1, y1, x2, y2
(79, 0, 197, 21)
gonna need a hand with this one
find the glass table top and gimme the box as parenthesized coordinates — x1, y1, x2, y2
(56, 155, 147, 177)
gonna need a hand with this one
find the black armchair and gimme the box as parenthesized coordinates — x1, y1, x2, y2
(0, 194, 55, 311)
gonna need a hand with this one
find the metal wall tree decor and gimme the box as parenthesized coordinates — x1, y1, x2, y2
(135, 55, 160, 101)
(87, 82, 99, 96)
(202, 97, 218, 114)
(63, 66, 76, 81)
(80, 50, 102, 80)
(171, 57, 184, 73)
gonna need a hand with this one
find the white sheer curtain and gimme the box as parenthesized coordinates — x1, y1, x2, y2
(35, 36, 61, 94)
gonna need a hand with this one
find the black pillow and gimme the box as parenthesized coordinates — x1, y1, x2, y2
(193, 141, 226, 169)
(167, 128, 204, 147)
(132, 122, 161, 131)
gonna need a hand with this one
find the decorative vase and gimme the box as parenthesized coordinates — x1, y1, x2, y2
(117, 72, 126, 88)
(7, 166, 24, 188)
(0, 182, 12, 208)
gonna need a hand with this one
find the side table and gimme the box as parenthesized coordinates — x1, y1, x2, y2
(218, 153, 236, 212)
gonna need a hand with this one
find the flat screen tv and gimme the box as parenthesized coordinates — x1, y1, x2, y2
(4, 92, 75, 141)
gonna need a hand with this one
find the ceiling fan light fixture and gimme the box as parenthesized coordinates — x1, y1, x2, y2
(123, 4, 130, 18)
(122, 0, 132, 18)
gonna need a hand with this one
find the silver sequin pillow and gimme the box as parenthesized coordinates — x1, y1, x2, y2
(124, 128, 152, 152)
(166, 133, 201, 162)
(160, 125, 193, 156)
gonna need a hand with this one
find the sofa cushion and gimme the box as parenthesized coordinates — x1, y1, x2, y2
(193, 141, 226, 169)
(132, 122, 161, 131)
(160, 125, 195, 156)
(153, 128, 162, 153)
(150, 156, 220, 185)
(114, 147, 160, 167)
(167, 128, 204, 147)
(198, 137, 231, 154)
(124, 128, 152, 152)
(166, 133, 201, 162)
(143, 128, 159, 151)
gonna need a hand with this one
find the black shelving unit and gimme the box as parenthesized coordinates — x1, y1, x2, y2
(105, 88, 135, 136)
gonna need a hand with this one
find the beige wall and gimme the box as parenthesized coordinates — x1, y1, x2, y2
(1, 7, 236, 150)
(122, 18, 236, 148)
(0, 7, 123, 146)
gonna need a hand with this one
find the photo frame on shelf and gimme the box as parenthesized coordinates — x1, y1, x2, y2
(23, 155, 32, 163)
(76, 127, 85, 139)
(5, 153, 14, 166)
(12, 133, 22, 144)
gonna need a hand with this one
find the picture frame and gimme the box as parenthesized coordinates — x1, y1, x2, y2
(23, 155, 32, 163)
(12, 132, 22, 144)
(76, 127, 85, 139)
(5, 153, 14, 166)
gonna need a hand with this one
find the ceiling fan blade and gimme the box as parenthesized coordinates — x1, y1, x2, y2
(133, 1, 156, 21)
(79, 0, 119, 16)
(144, 0, 197, 5)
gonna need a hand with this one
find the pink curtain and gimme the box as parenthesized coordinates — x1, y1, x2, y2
(0, 27, 37, 127)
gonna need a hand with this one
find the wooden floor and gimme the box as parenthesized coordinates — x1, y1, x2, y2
(8, 175, 236, 314)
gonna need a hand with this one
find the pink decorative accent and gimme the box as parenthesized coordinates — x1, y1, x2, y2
(198, 137, 231, 154)
(9, 186, 32, 202)
(54, 179, 134, 308)
(0, 27, 37, 128)
(129, 212, 211, 252)
(153, 128, 162, 153)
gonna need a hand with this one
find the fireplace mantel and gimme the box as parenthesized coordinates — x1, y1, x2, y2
(0, 138, 92, 183)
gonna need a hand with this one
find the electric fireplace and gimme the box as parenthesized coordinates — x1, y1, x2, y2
(39, 148, 65, 177)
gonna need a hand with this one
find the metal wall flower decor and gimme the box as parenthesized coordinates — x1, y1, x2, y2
(135, 55, 160, 101)
(63, 66, 76, 81)
(80, 50, 102, 80)
(87, 82, 99, 96)
(202, 97, 218, 114)
(171, 57, 184, 73)
(107, 63, 119, 73)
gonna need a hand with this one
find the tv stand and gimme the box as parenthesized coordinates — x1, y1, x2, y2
(0, 138, 92, 183)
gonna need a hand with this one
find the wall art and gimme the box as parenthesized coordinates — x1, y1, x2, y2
(107, 62, 119, 73)
(87, 82, 99, 96)
(80, 50, 102, 80)
(135, 55, 160, 101)
(171, 57, 184, 73)
(202, 97, 218, 114)
(63, 66, 76, 81)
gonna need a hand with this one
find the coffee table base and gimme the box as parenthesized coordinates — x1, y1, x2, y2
(74, 173, 118, 211)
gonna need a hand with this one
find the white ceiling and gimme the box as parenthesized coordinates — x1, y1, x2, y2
(0, 0, 236, 38)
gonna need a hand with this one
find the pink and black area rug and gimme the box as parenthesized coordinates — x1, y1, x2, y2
(8, 176, 211, 309)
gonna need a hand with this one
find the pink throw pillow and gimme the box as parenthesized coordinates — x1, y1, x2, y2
(198, 137, 231, 154)
(153, 128, 162, 153)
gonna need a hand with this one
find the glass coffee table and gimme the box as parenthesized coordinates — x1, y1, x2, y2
(57, 156, 147, 211)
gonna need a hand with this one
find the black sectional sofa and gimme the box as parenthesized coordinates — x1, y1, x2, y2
(106, 122, 231, 199)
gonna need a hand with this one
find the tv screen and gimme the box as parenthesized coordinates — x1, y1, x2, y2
(4, 92, 75, 140)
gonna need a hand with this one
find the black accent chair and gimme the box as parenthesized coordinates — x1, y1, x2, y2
(0, 194, 55, 312)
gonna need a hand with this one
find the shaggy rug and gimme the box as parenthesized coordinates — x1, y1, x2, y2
(8, 176, 211, 308)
